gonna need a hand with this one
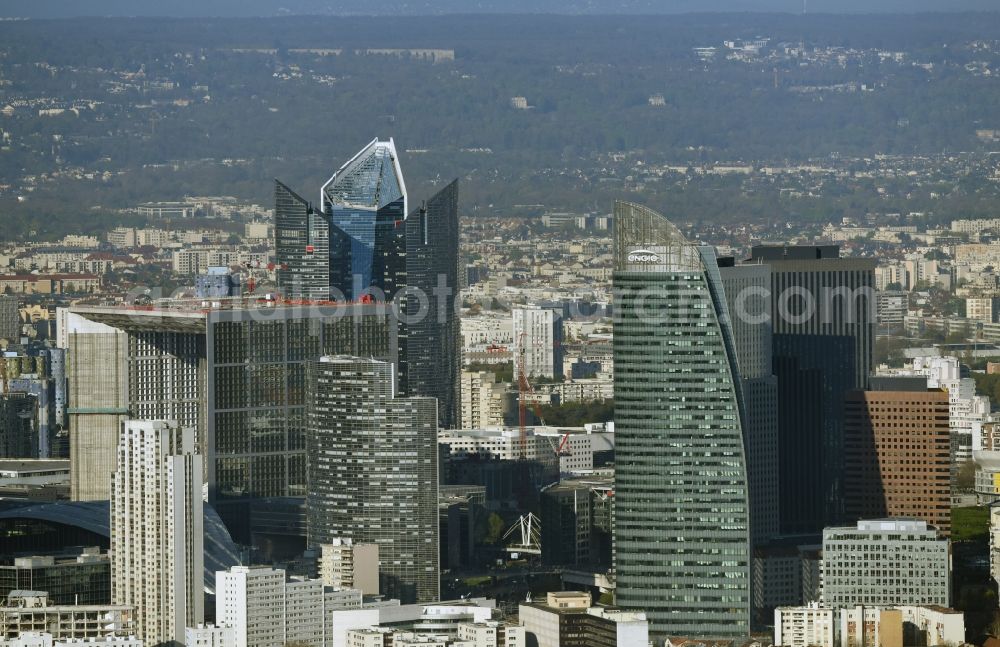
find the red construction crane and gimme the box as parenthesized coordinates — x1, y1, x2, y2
(517, 332, 549, 461)
(556, 432, 571, 456)
(517, 333, 530, 460)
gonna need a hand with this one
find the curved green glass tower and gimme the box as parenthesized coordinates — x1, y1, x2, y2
(612, 201, 750, 638)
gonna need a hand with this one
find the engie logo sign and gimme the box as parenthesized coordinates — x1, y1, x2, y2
(627, 249, 661, 263)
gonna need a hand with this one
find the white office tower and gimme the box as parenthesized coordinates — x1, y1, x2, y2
(111, 420, 204, 647)
(215, 566, 363, 647)
(512, 307, 563, 380)
(821, 519, 950, 608)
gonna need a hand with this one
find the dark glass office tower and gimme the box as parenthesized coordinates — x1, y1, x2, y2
(748, 245, 875, 536)
(275, 181, 329, 300)
(321, 138, 408, 302)
(613, 201, 750, 639)
(0, 392, 39, 458)
(403, 180, 461, 428)
(274, 139, 461, 429)
(67, 303, 400, 542)
(307, 356, 439, 604)
(718, 261, 780, 548)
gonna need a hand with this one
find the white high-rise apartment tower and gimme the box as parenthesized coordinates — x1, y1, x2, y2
(512, 307, 563, 380)
(111, 420, 204, 647)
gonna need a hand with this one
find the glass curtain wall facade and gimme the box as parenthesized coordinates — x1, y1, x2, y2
(68, 304, 399, 542)
(306, 356, 439, 604)
(274, 140, 462, 429)
(321, 138, 407, 302)
(403, 180, 461, 428)
(275, 180, 329, 300)
(0, 393, 39, 458)
(747, 246, 875, 535)
(612, 201, 750, 638)
(207, 307, 398, 536)
(719, 263, 780, 548)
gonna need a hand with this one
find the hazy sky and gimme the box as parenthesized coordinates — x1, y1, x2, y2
(1, 0, 997, 17)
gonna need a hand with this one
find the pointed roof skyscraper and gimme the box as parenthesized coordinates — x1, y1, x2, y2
(321, 137, 407, 215)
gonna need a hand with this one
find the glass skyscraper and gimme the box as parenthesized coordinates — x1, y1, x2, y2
(321, 138, 408, 302)
(275, 139, 461, 428)
(612, 201, 750, 638)
(748, 245, 875, 535)
(275, 180, 329, 301)
(403, 180, 461, 428)
(66, 303, 399, 541)
(306, 356, 439, 604)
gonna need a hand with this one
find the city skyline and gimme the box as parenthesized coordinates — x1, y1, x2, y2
(0, 7, 997, 646)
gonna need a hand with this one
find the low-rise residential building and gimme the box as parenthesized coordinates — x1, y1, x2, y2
(840, 607, 902, 647)
(774, 603, 835, 647)
(518, 592, 648, 647)
(0, 591, 134, 640)
(897, 606, 965, 647)
(546, 379, 613, 403)
(185, 625, 236, 647)
(319, 540, 379, 596)
(0, 275, 100, 295)
(0, 633, 142, 647)
(774, 604, 964, 647)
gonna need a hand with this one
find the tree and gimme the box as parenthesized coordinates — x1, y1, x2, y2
(973, 372, 1000, 402)
(874, 335, 908, 367)
(944, 321, 971, 345)
(956, 460, 977, 492)
(539, 400, 613, 426)
(466, 361, 513, 384)
(485, 513, 506, 545)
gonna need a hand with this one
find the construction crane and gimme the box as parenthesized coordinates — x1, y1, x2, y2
(591, 485, 615, 502)
(551, 432, 572, 458)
